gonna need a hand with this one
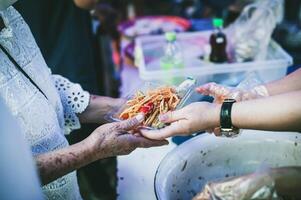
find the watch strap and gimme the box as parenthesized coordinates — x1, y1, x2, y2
(220, 99, 236, 129)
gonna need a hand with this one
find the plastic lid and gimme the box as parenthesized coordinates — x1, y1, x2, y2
(213, 18, 223, 28)
(165, 32, 177, 42)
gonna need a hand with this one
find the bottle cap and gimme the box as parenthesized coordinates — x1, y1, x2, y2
(213, 18, 223, 28)
(165, 32, 177, 42)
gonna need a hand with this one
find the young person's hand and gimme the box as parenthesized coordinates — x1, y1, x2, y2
(196, 82, 269, 135)
(141, 102, 221, 140)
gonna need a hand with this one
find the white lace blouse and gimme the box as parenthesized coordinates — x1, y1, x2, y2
(0, 7, 90, 200)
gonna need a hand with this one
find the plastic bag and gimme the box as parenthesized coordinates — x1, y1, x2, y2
(226, 0, 283, 62)
(234, 72, 269, 100)
(193, 168, 278, 200)
(199, 72, 268, 104)
(193, 166, 301, 200)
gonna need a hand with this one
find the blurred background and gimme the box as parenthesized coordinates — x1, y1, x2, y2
(13, 0, 301, 199)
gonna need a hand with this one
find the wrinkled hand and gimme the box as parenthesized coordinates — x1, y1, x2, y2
(141, 102, 220, 140)
(87, 114, 168, 158)
(196, 82, 269, 103)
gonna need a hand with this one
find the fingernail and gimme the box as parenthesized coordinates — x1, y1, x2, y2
(159, 113, 168, 122)
(136, 113, 144, 122)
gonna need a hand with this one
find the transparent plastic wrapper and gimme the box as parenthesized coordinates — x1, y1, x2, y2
(193, 167, 278, 200)
(230, 72, 268, 101)
(193, 166, 301, 200)
(226, 0, 284, 62)
(200, 72, 269, 104)
(107, 78, 197, 130)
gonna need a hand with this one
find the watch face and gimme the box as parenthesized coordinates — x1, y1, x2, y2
(221, 128, 240, 137)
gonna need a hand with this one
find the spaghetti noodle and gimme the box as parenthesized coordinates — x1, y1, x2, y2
(119, 86, 181, 128)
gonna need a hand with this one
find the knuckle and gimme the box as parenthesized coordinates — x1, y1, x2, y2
(114, 123, 122, 131)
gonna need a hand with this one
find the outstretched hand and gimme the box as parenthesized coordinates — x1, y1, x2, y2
(87, 114, 169, 158)
(141, 102, 221, 140)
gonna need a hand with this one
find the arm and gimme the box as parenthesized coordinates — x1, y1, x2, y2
(35, 115, 167, 185)
(52, 75, 124, 132)
(141, 91, 301, 140)
(265, 68, 301, 96)
(35, 139, 94, 185)
(232, 90, 301, 131)
(78, 95, 125, 124)
(197, 68, 301, 102)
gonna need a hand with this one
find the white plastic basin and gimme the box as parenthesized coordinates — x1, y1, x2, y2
(155, 131, 301, 200)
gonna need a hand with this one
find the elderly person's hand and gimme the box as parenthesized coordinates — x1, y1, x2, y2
(141, 102, 221, 140)
(87, 114, 169, 158)
(36, 114, 168, 185)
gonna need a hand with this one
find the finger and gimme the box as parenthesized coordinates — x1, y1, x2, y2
(158, 110, 185, 123)
(213, 127, 222, 137)
(117, 113, 144, 131)
(134, 136, 169, 148)
(122, 134, 169, 148)
(140, 122, 186, 140)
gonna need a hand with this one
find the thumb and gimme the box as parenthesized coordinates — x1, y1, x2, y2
(158, 110, 184, 123)
(117, 113, 144, 131)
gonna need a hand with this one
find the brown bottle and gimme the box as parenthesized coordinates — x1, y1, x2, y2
(209, 18, 228, 63)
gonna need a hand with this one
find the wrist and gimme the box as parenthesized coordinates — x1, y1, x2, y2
(95, 96, 121, 113)
(78, 138, 97, 162)
(84, 131, 112, 161)
(80, 95, 117, 124)
(210, 103, 221, 127)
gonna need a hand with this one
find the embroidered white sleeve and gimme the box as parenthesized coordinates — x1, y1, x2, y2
(52, 75, 90, 134)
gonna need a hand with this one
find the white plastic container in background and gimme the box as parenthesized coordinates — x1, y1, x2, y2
(135, 31, 293, 87)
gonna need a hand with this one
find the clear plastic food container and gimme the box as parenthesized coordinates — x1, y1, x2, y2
(134, 31, 292, 85)
(107, 78, 197, 130)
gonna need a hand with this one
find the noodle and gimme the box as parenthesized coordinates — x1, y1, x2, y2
(119, 86, 181, 128)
